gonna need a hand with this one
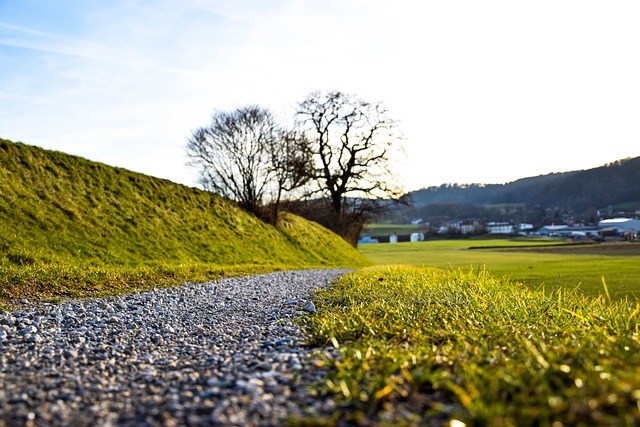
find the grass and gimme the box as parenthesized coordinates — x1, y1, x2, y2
(0, 138, 369, 308)
(301, 266, 640, 426)
(359, 239, 640, 300)
(0, 262, 281, 306)
(6, 137, 640, 425)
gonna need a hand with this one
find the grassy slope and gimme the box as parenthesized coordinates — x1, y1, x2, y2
(0, 138, 368, 306)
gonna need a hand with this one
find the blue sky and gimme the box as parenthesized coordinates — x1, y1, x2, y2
(1, 0, 639, 191)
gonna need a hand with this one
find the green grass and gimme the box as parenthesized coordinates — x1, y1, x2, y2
(0, 138, 369, 307)
(359, 239, 640, 300)
(0, 262, 282, 306)
(301, 266, 640, 426)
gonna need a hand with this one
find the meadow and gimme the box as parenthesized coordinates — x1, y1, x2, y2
(359, 239, 640, 300)
(295, 238, 640, 425)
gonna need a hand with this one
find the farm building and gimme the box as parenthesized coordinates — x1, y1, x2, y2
(537, 225, 569, 236)
(598, 218, 640, 234)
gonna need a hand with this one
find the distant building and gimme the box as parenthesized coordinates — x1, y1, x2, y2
(519, 223, 534, 232)
(437, 225, 450, 234)
(410, 232, 424, 242)
(598, 218, 640, 234)
(460, 220, 481, 234)
(546, 225, 600, 238)
(487, 222, 516, 234)
(537, 225, 569, 236)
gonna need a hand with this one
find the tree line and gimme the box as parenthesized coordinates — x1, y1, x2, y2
(410, 157, 640, 212)
(396, 157, 640, 228)
(186, 90, 405, 245)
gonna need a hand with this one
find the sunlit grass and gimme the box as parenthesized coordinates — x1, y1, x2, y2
(301, 266, 640, 425)
(359, 240, 640, 299)
(0, 262, 284, 309)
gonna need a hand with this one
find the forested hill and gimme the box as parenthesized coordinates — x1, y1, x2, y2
(411, 156, 640, 211)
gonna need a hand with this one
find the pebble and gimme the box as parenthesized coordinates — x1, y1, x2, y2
(302, 302, 317, 313)
(0, 269, 349, 426)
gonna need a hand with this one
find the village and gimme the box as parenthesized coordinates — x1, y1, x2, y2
(360, 216, 640, 244)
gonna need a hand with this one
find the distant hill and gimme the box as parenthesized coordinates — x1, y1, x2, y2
(411, 157, 640, 211)
(394, 157, 640, 228)
(0, 138, 368, 305)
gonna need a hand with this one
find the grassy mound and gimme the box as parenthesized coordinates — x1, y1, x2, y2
(0, 138, 368, 306)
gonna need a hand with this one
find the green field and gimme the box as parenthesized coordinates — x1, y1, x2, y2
(298, 237, 640, 425)
(359, 239, 640, 300)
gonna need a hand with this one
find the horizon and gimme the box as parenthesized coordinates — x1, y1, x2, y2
(6, 136, 636, 194)
(1, 1, 639, 192)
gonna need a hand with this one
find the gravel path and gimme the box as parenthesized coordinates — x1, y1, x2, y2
(0, 269, 349, 427)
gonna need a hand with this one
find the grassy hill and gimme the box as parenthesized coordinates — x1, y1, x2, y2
(0, 138, 369, 307)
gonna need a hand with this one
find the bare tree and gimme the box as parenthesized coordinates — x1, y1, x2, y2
(267, 129, 313, 223)
(295, 90, 405, 244)
(186, 105, 278, 215)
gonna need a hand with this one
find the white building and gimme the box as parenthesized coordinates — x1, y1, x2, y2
(486, 222, 516, 234)
(410, 232, 425, 242)
(519, 223, 534, 232)
(460, 223, 476, 234)
(598, 218, 640, 234)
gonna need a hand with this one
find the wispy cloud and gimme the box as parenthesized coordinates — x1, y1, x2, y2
(1, 0, 639, 189)
(0, 20, 203, 79)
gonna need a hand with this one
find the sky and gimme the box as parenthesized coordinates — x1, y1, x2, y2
(1, 1, 639, 192)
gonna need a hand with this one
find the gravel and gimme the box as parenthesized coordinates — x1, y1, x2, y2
(0, 269, 349, 427)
